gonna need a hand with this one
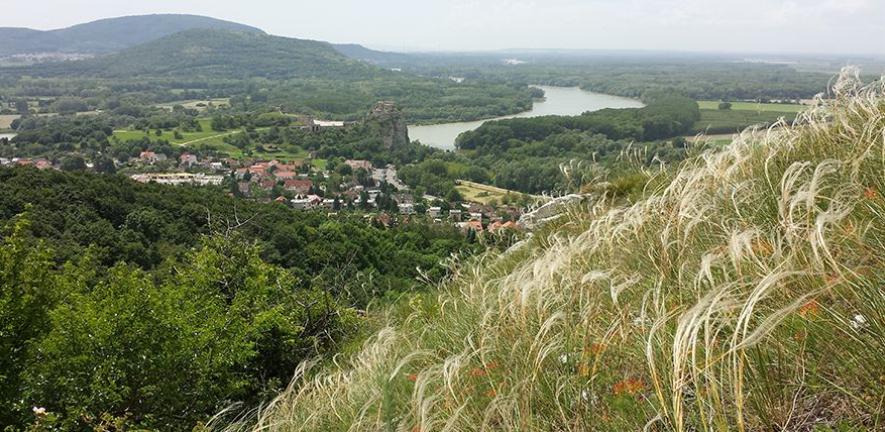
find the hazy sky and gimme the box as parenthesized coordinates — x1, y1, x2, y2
(3, 0, 883, 54)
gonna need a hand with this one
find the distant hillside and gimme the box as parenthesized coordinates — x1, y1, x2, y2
(22, 29, 380, 80)
(0, 14, 263, 57)
(332, 43, 413, 65)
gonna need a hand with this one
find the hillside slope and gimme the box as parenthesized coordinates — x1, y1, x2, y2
(0, 14, 263, 57)
(332, 43, 413, 65)
(23, 29, 379, 80)
(221, 70, 885, 431)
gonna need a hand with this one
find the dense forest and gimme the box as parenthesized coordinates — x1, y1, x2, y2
(0, 167, 482, 430)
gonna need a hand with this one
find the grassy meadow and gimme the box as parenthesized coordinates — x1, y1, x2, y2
(112, 118, 310, 159)
(454, 180, 533, 205)
(692, 109, 798, 134)
(216, 73, 885, 431)
(697, 100, 807, 112)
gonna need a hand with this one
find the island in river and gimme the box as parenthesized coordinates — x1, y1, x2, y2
(409, 86, 644, 150)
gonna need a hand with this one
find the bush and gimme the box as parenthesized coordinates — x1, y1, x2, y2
(2, 220, 357, 431)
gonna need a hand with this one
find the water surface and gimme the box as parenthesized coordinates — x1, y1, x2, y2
(409, 86, 644, 150)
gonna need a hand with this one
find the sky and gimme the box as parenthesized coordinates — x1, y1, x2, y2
(2, 0, 883, 55)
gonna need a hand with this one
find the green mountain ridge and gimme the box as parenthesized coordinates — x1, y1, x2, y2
(14, 29, 381, 80)
(0, 14, 264, 57)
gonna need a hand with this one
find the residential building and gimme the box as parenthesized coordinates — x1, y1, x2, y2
(139, 151, 167, 164)
(180, 153, 198, 167)
(398, 203, 416, 215)
(283, 179, 313, 195)
(345, 159, 373, 171)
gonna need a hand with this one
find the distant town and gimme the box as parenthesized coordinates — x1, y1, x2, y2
(2, 146, 527, 235)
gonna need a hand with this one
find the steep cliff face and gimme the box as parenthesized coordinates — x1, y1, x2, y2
(366, 101, 409, 149)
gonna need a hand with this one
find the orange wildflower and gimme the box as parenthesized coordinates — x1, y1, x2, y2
(485, 389, 497, 398)
(577, 363, 591, 377)
(798, 299, 820, 318)
(864, 186, 878, 200)
(470, 367, 487, 378)
(484, 361, 498, 371)
(406, 373, 418, 382)
(612, 378, 644, 396)
(586, 343, 606, 355)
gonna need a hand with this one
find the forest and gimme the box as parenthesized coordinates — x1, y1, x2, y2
(0, 166, 483, 429)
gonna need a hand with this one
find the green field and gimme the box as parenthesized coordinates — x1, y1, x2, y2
(698, 100, 807, 113)
(455, 180, 540, 205)
(112, 119, 225, 145)
(692, 109, 798, 135)
(112, 118, 309, 160)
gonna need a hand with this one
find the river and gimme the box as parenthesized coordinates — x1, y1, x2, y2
(408, 86, 644, 150)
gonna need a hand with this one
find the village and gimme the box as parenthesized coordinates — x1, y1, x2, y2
(2, 149, 525, 235)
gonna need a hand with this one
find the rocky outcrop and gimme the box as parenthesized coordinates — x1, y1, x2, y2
(367, 101, 409, 149)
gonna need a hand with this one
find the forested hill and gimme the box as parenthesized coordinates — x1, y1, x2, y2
(14, 29, 379, 80)
(332, 43, 413, 65)
(0, 14, 264, 57)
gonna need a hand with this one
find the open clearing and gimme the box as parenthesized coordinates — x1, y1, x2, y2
(697, 100, 807, 113)
(112, 118, 309, 160)
(113, 119, 222, 144)
(155, 98, 231, 112)
(0, 114, 20, 130)
(692, 109, 798, 134)
(455, 180, 541, 205)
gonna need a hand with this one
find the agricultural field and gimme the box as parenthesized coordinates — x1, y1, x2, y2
(697, 100, 808, 112)
(692, 109, 798, 135)
(685, 133, 735, 147)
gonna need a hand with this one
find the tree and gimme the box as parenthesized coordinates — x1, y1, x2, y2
(14, 99, 29, 115)
(93, 156, 117, 174)
(718, 102, 733, 110)
(0, 215, 57, 426)
(20, 235, 358, 431)
(446, 188, 464, 203)
(60, 155, 87, 172)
